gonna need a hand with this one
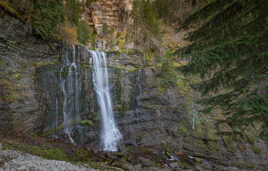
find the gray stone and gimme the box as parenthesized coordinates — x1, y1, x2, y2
(169, 162, 179, 169)
(138, 157, 155, 167)
(125, 42, 135, 49)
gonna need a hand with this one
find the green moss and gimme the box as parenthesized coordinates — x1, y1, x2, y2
(248, 164, 255, 169)
(11, 73, 21, 80)
(165, 150, 171, 158)
(223, 136, 235, 153)
(141, 105, 154, 109)
(178, 124, 188, 136)
(177, 161, 186, 169)
(193, 140, 207, 151)
(3, 141, 68, 161)
(5, 93, 19, 102)
(114, 64, 139, 73)
(0, 60, 6, 68)
(183, 137, 193, 144)
(157, 77, 166, 93)
(33, 61, 57, 68)
(115, 104, 124, 112)
(194, 157, 202, 163)
(80, 120, 94, 127)
(156, 163, 162, 167)
(251, 146, 261, 154)
(128, 66, 139, 72)
(192, 118, 218, 141)
(81, 63, 91, 69)
(74, 148, 91, 162)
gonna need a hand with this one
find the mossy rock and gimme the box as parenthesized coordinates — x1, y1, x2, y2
(192, 140, 208, 151)
(33, 61, 57, 68)
(251, 146, 261, 154)
(178, 124, 189, 136)
(222, 136, 235, 153)
(74, 148, 91, 162)
(247, 164, 255, 169)
(237, 143, 246, 152)
(0, 59, 7, 68)
(80, 120, 94, 127)
(165, 150, 172, 158)
(41, 123, 64, 137)
(4, 93, 19, 102)
(207, 141, 219, 151)
(192, 118, 217, 141)
(194, 157, 202, 163)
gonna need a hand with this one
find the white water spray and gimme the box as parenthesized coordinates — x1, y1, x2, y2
(90, 50, 122, 152)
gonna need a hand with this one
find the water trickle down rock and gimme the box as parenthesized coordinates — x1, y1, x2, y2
(59, 45, 83, 144)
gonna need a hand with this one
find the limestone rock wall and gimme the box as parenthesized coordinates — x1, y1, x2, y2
(0, 14, 58, 134)
(85, 0, 133, 34)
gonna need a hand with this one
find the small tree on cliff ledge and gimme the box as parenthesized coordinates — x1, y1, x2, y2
(176, 0, 268, 139)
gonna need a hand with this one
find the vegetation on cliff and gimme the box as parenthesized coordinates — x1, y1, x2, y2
(0, 0, 92, 44)
(176, 0, 268, 139)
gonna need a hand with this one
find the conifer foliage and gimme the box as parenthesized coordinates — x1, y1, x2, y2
(176, 0, 268, 139)
(2, 0, 87, 42)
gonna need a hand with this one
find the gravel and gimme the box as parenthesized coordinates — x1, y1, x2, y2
(0, 147, 99, 171)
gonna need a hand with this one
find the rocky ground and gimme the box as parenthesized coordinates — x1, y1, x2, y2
(1, 135, 267, 171)
(0, 144, 97, 171)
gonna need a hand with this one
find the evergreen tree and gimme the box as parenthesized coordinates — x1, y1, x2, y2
(32, 0, 65, 39)
(176, 0, 268, 139)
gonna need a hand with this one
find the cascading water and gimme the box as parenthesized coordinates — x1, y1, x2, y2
(90, 50, 122, 152)
(60, 45, 82, 144)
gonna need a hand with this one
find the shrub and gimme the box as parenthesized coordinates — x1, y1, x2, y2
(77, 20, 92, 44)
(132, 0, 160, 35)
(58, 22, 78, 44)
(159, 53, 178, 88)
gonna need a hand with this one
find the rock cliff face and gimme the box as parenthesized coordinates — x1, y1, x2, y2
(37, 44, 184, 150)
(85, 0, 133, 33)
(0, 14, 58, 134)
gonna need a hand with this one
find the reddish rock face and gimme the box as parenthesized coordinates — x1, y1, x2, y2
(85, 0, 133, 34)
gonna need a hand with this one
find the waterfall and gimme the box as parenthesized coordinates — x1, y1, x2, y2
(60, 45, 82, 144)
(90, 50, 122, 152)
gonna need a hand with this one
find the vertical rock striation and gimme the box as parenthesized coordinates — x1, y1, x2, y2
(86, 0, 133, 33)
